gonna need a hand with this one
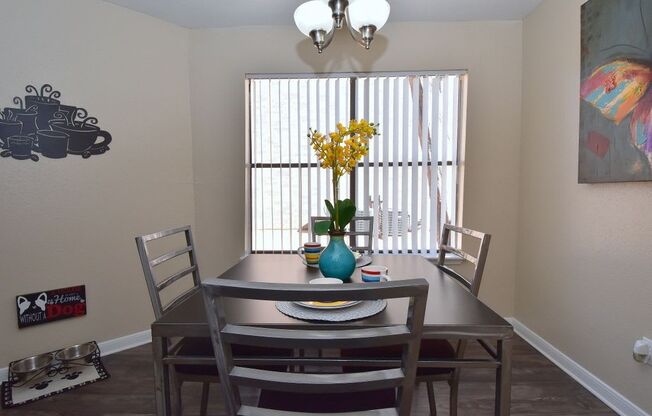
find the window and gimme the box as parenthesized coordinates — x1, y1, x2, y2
(246, 71, 466, 255)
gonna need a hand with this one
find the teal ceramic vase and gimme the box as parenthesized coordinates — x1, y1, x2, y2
(318, 233, 356, 282)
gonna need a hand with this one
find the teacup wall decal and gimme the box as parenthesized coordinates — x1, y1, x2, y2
(0, 116, 23, 149)
(0, 135, 39, 161)
(5, 98, 38, 136)
(1, 84, 113, 162)
(57, 104, 78, 121)
(34, 130, 69, 159)
(50, 108, 111, 158)
(25, 85, 61, 130)
(14, 111, 38, 136)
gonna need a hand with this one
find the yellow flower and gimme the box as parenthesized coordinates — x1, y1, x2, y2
(309, 119, 378, 183)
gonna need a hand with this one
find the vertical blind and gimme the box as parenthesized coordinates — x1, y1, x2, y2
(246, 71, 465, 255)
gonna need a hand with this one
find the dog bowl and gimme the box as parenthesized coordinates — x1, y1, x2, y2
(10, 353, 54, 383)
(55, 342, 97, 364)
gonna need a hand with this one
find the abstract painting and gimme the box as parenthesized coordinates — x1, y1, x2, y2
(579, 0, 652, 183)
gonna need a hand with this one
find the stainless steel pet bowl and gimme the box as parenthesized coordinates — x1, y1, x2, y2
(10, 353, 55, 383)
(54, 342, 97, 364)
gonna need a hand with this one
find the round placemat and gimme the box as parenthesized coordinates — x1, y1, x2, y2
(276, 300, 387, 322)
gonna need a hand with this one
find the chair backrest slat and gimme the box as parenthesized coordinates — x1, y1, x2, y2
(135, 225, 201, 319)
(210, 278, 424, 301)
(139, 225, 191, 242)
(202, 278, 428, 416)
(150, 245, 192, 267)
(230, 367, 405, 393)
(221, 324, 412, 349)
(164, 287, 200, 315)
(156, 265, 198, 291)
(310, 215, 375, 254)
(436, 223, 491, 297)
(237, 405, 398, 416)
(438, 244, 477, 265)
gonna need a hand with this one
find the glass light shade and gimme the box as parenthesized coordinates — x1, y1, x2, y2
(347, 0, 390, 32)
(294, 1, 334, 37)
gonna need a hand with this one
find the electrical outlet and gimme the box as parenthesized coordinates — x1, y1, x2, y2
(633, 337, 652, 365)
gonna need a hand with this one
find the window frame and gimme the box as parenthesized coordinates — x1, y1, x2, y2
(245, 70, 468, 255)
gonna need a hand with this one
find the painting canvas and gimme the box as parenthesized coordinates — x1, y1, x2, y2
(579, 0, 652, 183)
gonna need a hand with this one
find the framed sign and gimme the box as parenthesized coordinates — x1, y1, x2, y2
(16, 285, 86, 328)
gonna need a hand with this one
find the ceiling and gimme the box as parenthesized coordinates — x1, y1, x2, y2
(102, 0, 544, 29)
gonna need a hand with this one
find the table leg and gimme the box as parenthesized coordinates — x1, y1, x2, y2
(495, 335, 513, 416)
(152, 335, 171, 416)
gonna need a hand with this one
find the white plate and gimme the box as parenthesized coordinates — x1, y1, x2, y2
(295, 300, 362, 310)
(309, 277, 342, 285)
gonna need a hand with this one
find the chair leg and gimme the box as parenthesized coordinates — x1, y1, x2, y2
(449, 373, 460, 416)
(200, 382, 210, 416)
(426, 381, 437, 416)
(172, 374, 183, 416)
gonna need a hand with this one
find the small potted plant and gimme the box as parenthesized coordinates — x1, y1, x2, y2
(309, 119, 378, 281)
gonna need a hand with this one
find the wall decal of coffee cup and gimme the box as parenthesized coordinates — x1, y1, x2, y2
(34, 130, 69, 159)
(0, 135, 39, 161)
(25, 84, 61, 131)
(0, 112, 23, 149)
(50, 108, 112, 158)
(4, 97, 39, 136)
(57, 104, 77, 121)
(2, 84, 113, 162)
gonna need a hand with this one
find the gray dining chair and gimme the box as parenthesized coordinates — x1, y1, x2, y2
(202, 277, 429, 416)
(136, 225, 290, 416)
(343, 224, 491, 416)
(310, 215, 375, 253)
(135, 225, 216, 416)
(424, 224, 491, 415)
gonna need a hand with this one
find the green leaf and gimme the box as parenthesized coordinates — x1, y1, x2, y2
(336, 200, 356, 230)
(324, 200, 335, 217)
(313, 220, 332, 236)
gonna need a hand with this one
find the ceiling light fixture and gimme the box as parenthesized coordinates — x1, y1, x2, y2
(294, 0, 390, 53)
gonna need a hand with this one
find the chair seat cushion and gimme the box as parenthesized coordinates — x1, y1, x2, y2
(174, 337, 292, 375)
(342, 339, 456, 377)
(258, 388, 396, 413)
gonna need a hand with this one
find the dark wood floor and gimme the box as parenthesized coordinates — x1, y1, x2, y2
(0, 336, 616, 416)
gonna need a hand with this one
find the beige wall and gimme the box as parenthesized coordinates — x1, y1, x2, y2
(2, 1, 649, 410)
(0, 0, 194, 365)
(518, 0, 652, 411)
(189, 21, 524, 316)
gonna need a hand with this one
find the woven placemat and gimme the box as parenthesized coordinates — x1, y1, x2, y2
(276, 299, 387, 322)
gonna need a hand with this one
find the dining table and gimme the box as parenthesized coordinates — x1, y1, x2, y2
(150, 253, 514, 415)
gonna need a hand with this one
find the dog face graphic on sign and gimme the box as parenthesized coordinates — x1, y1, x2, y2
(17, 293, 47, 315)
(16, 286, 86, 328)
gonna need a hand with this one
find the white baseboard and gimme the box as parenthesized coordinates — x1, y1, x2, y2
(97, 329, 152, 356)
(0, 329, 152, 382)
(507, 317, 650, 416)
